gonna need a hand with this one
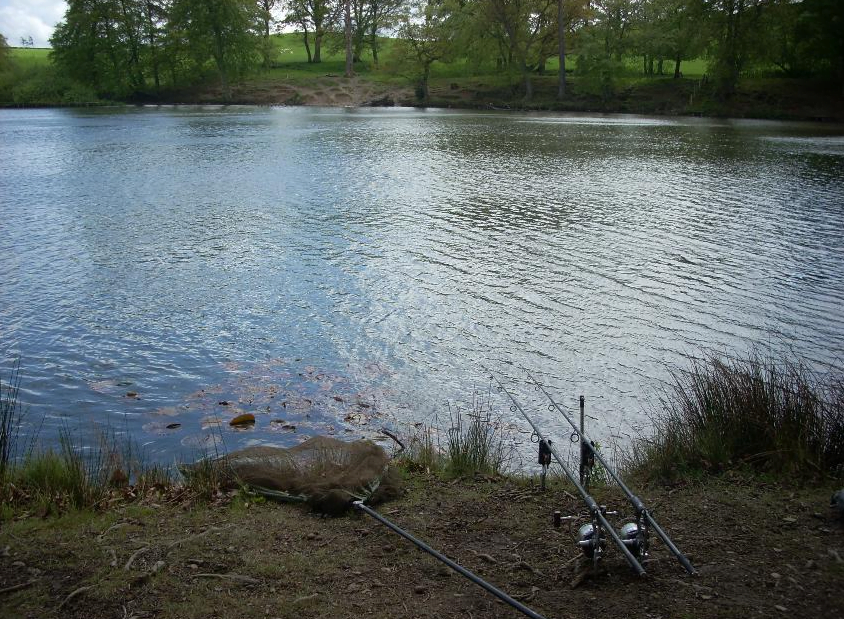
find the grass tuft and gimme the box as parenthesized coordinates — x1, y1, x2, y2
(443, 391, 512, 478)
(627, 353, 844, 482)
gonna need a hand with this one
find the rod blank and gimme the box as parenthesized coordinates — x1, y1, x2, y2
(353, 501, 547, 619)
(493, 377, 647, 577)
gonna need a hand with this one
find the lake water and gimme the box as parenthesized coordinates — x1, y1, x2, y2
(1, 106, 843, 464)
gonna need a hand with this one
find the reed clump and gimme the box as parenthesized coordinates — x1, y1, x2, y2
(628, 354, 844, 482)
(397, 392, 513, 479)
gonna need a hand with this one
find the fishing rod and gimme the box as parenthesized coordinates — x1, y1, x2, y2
(353, 501, 547, 619)
(525, 371, 697, 576)
(488, 371, 647, 577)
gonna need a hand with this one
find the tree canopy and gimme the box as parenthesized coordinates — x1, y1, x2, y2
(46, 0, 844, 100)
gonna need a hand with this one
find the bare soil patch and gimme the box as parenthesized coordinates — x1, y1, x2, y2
(1, 472, 842, 618)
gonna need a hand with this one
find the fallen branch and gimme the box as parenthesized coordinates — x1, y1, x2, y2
(380, 428, 405, 453)
(124, 545, 150, 571)
(165, 526, 228, 553)
(192, 573, 259, 585)
(59, 584, 96, 609)
(0, 580, 36, 595)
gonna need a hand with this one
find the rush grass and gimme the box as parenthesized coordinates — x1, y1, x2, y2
(628, 354, 844, 482)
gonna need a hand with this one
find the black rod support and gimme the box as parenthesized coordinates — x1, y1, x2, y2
(353, 501, 548, 619)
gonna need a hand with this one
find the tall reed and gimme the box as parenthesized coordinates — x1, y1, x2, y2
(628, 354, 844, 481)
(0, 360, 22, 486)
(443, 393, 512, 478)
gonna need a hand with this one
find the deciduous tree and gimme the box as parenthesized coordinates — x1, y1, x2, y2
(168, 0, 260, 98)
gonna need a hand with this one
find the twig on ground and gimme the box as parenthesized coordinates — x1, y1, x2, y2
(59, 584, 96, 609)
(165, 526, 228, 553)
(469, 549, 497, 564)
(293, 593, 320, 604)
(124, 545, 150, 571)
(97, 522, 128, 541)
(0, 580, 36, 595)
(192, 573, 259, 584)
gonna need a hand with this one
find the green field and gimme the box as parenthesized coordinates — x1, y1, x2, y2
(9, 47, 52, 68)
(1, 39, 714, 87)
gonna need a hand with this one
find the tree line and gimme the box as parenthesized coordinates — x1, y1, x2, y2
(37, 0, 844, 101)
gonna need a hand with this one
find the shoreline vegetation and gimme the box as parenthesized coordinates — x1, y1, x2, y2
(1, 353, 843, 617)
(3, 0, 844, 123)
(1, 48, 842, 123)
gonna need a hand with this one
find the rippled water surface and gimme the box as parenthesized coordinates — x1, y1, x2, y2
(1, 106, 843, 460)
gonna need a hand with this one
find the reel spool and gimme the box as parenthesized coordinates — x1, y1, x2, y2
(577, 522, 606, 560)
(619, 520, 649, 558)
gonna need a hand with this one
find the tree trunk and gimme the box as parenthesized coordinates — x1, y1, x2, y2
(523, 63, 533, 100)
(344, 0, 354, 77)
(422, 62, 430, 101)
(303, 26, 312, 63)
(212, 25, 230, 100)
(370, 26, 378, 68)
(674, 54, 681, 79)
(314, 29, 322, 63)
(557, 0, 566, 98)
(657, 58, 663, 75)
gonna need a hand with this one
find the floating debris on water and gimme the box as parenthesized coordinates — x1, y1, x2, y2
(108, 357, 397, 454)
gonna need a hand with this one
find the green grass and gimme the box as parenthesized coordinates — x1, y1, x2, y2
(626, 353, 844, 483)
(9, 47, 52, 69)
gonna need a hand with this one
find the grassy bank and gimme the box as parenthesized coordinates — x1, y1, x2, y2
(627, 354, 844, 484)
(2, 353, 842, 517)
(1, 463, 842, 618)
(2, 39, 842, 122)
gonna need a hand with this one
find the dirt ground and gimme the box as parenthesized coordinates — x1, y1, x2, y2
(1, 471, 842, 619)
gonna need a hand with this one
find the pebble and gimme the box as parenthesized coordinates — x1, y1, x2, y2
(775, 605, 787, 612)
(414, 585, 427, 595)
(10, 561, 25, 569)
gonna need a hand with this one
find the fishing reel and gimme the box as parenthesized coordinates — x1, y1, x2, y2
(619, 512, 650, 559)
(576, 505, 616, 568)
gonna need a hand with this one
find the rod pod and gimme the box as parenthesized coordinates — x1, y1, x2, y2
(526, 372, 696, 576)
(489, 372, 647, 577)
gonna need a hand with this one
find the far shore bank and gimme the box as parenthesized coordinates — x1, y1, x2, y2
(3, 74, 843, 124)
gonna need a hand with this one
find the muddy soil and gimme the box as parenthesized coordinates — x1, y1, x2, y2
(1, 472, 842, 619)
